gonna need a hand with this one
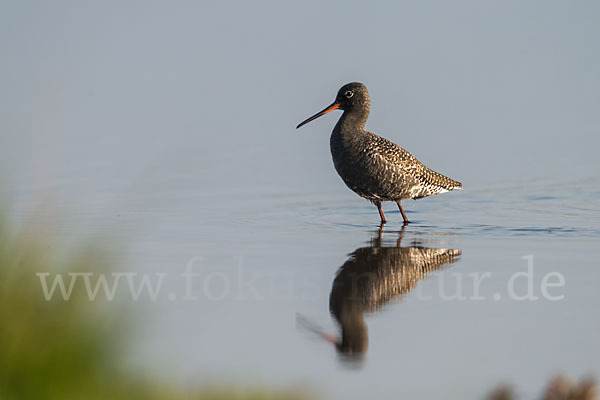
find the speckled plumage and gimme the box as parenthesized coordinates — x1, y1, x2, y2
(297, 82, 462, 224)
(329, 232, 461, 355)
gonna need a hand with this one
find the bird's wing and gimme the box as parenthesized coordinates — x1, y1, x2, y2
(363, 132, 462, 195)
(363, 132, 419, 169)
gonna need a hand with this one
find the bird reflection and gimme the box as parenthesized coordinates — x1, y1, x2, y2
(328, 227, 461, 359)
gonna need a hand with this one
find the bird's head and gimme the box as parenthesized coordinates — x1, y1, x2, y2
(296, 82, 369, 129)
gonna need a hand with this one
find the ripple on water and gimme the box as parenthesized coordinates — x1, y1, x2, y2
(277, 177, 600, 239)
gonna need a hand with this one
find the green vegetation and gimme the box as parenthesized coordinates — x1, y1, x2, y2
(0, 220, 310, 400)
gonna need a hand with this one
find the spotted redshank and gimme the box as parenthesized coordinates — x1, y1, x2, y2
(297, 82, 462, 224)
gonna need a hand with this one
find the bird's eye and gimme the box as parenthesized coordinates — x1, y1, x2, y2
(344, 90, 354, 98)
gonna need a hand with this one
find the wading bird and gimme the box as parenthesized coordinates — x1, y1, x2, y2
(297, 82, 462, 224)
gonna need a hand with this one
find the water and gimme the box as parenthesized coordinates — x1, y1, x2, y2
(2, 2, 600, 398)
(8, 166, 599, 399)
(4, 96, 600, 398)
(4, 88, 600, 397)
(122, 178, 598, 400)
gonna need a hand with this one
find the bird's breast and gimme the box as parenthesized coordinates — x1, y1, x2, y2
(329, 130, 418, 201)
(330, 131, 382, 199)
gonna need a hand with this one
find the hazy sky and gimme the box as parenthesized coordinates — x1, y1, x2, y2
(1, 0, 599, 209)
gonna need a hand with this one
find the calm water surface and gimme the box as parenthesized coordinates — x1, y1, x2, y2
(11, 170, 598, 399)
(129, 178, 599, 400)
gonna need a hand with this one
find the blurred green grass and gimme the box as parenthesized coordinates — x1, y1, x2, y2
(0, 219, 311, 400)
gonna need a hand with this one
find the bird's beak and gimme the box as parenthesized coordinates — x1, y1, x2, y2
(321, 332, 340, 347)
(296, 103, 340, 129)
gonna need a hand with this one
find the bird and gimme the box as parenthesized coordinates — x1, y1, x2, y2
(328, 228, 461, 356)
(296, 82, 462, 225)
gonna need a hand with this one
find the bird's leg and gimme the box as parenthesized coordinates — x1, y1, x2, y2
(396, 201, 409, 225)
(375, 201, 386, 224)
(374, 224, 384, 245)
(396, 224, 407, 247)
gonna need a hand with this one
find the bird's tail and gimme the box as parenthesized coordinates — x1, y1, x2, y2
(410, 167, 462, 199)
(423, 167, 462, 191)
